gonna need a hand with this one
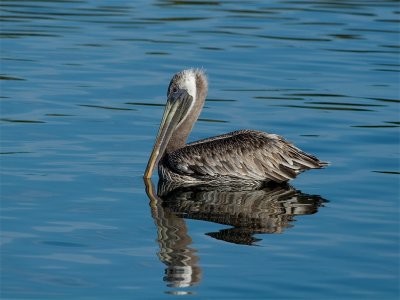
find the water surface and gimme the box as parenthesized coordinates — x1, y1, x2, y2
(1, 0, 399, 299)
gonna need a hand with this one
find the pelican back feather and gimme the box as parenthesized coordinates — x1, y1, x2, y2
(160, 130, 326, 183)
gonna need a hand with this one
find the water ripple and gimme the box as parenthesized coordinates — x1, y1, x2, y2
(1, 0, 399, 298)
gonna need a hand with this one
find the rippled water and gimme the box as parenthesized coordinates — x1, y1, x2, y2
(1, 0, 399, 299)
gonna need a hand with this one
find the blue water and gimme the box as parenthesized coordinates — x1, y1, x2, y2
(1, 0, 399, 299)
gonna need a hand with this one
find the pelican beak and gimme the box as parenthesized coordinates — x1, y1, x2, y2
(144, 89, 192, 178)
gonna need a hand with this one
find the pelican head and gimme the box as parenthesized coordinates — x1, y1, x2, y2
(144, 69, 208, 178)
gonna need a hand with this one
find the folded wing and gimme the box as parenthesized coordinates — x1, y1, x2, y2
(165, 130, 326, 183)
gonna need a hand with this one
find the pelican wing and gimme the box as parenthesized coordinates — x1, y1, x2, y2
(166, 130, 325, 182)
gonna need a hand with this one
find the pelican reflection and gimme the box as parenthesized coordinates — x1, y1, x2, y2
(146, 180, 201, 288)
(145, 179, 326, 288)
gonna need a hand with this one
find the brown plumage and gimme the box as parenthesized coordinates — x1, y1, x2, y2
(144, 69, 327, 185)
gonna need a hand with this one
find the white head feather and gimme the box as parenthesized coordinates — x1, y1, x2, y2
(177, 69, 198, 100)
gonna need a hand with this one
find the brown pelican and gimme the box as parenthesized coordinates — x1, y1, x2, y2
(144, 69, 327, 184)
